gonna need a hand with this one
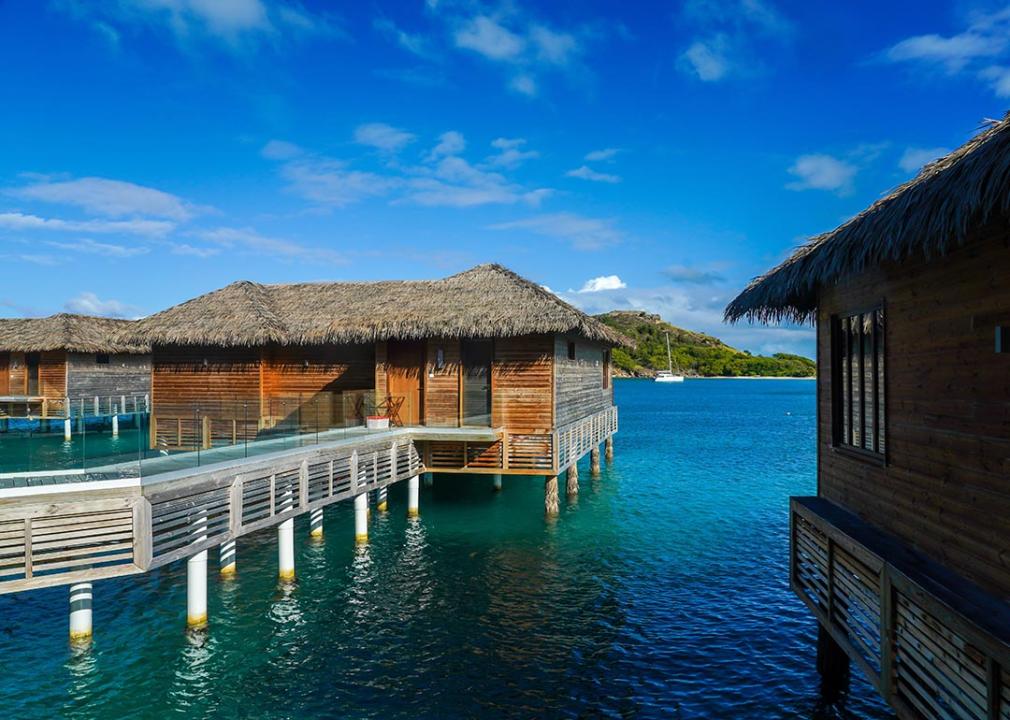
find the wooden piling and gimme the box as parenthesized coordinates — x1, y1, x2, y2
(590, 447, 601, 476)
(566, 464, 579, 496)
(816, 624, 850, 703)
(604, 436, 614, 463)
(545, 475, 559, 516)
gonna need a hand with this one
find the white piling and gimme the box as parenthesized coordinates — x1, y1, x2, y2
(278, 518, 295, 580)
(69, 582, 93, 642)
(111, 414, 119, 437)
(377, 486, 388, 512)
(407, 474, 420, 518)
(310, 507, 324, 538)
(63, 418, 72, 442)
(492, 473, 502, 492)
(187, 550, 208, 627)
(354, 492, 368, 544)
(219, 539, 236, 576)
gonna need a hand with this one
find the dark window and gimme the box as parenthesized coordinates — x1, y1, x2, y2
(832, 307, 885, 456)
(602, 349, 611, 389)
(461, 340, 492, 427)
(25, 352, 39, 395)
(567, 341, 576, 361)
(95, 353, 110, 365)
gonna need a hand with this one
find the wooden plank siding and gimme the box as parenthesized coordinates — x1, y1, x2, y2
(8, 352, 25, 395)
(0, 352, 8, 395)
(554, 335, 613, 428)
(66, 352, 150, 401)
(818, 230, 1010, 602)
(38, 351, 67, 401)
(151, 346, 261, 419)
(424, 338, 460, 427)
(493, 335, 554, 432)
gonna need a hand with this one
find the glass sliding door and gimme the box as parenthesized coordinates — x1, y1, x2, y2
(461, 340, 492, 426)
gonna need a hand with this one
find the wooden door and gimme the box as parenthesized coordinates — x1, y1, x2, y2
(0, 352, 8, 395)
(386, 340, 424, 425)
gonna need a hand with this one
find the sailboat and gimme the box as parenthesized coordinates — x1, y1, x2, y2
(655, 332, 685, 383)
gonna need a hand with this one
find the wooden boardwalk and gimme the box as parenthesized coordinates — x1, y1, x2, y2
(0, 407, 617, 597)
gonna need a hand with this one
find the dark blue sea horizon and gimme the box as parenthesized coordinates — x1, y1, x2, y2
(0, 379, 892, 718)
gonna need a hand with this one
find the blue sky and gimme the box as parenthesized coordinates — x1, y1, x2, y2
(2, 0, 1009, 357)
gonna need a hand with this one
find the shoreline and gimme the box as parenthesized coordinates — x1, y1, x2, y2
(615, 375, 815, 381)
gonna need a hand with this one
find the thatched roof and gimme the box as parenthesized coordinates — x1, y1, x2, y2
(131, 264, 632, 347)
(0, 314, 149, 353)
(725, 114, 1010, 323)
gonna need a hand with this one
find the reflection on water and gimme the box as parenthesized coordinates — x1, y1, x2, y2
(0, 380, 892, 719)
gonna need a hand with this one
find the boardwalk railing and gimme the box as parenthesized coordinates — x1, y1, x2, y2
(0, 435, 422, 595)
(791, 497, 1010, 720)
(424, 406, 618, 474)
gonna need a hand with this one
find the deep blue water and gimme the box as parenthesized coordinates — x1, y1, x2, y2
(0, 379, 892, 718)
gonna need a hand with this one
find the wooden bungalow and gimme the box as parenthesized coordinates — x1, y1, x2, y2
(0, 313, 150, 418)
(726, 117, 1010, 718)
(132, 264, 629, 476)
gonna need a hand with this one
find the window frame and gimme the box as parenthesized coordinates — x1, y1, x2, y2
(95, 353, 111, 365)
(830, 302, 887, 464)
(602, 348, 611, 390)
(567, 341, 576, 361)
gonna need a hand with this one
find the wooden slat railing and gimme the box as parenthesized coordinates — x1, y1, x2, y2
(791, 497, 1010, 720)
(0, 436, 423, 594)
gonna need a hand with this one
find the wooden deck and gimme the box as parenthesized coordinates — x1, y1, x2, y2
(791, 496, 1010, 720)
(0, 407, 617, 596)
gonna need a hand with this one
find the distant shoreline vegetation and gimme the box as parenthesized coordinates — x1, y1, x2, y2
(596, 311, 815, 379)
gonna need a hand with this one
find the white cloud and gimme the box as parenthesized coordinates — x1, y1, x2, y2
(374, 18, 430, 57)
(261, 139, 304, 160)
(59, 0, 339, 51)
(403, 156, 550, 207)
(566, 165, 620, 183)
(276, 156, 399, 207)
(0, 211, 174, 237)
(510, 74, 538, 96)
(354, 123, 416, 153)
(678, 0, 792, 82)
(880, 8, 1010, 97)
(199, 226, 344, 263)
(585, 148, 620, 162)
(577, 275, 626, 293)
(898, 146, 950, 174)
(45, 238, 149, 258)
(662, 265, 725, 285)
(11, 176, 196, 220)
(489, 212, 622, 250)
(680, 35, 731, 81)
(64, 292, 137, 318)
(487, 137, 539, 168)
(529, 25, 578, 65)
(454, 15, 525, 61)
(427, 131, 466, 160)
(785, 154, 857, 194)
(171, 243, 221, 258)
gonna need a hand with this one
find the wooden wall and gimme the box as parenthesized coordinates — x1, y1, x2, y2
(7, 352, 25, 396)
(818, 229, 1010, 600)
(38, 351, 66, 400)
(493, 335, 553, 432)
(554, 335, 613, 428)
(424, 338, 460, 427)
(374, 341, 388, 402)
(262, 344, 373, 396)
(66, 353, 150, 401)
(0, 352, 7, 395)
(152, 346, 260, 418)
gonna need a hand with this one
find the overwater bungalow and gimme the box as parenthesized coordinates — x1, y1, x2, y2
(133, 263, 627, 482)
(726, 117, 1010, 718)
(0, 313, 150, 420)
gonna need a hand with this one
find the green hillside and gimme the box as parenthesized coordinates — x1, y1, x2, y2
(596, 310, 815, 378)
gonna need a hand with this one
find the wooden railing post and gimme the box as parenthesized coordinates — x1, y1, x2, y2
(23, 518, 32, 580)
(201, 415, 211, 450)
(390, 441, 398, 481)
(879, 565, 895, 703)
(132, 498, 152, 571)
(299, 460, 309, 509)
(350, 450, 359, 492)
(501, 430, 510, 470)
(230, 479, 243, 535)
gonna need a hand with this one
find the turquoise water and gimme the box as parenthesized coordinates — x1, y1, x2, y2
(0, 379, 892, 718)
